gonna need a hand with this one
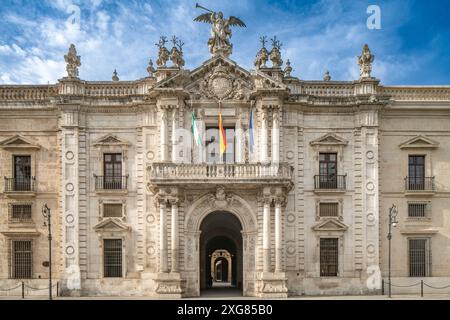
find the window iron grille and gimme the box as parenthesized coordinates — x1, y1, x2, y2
(10, 204, 32, 222)
(11, 240, 32, 279)
(409, 239, 431, 277)
(103, 204, 123, 218)
(320, 238, 338, 277)
(319, 203, 339, 217)
(103, 239, 122, 278)
(408, 203, 428, 218)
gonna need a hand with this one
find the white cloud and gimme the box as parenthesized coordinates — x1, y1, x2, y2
(0, 44, 27, 57)
(96, 11, 110, 33)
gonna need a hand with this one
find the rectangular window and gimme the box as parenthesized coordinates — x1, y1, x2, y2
(408, 155, 425, 190)
(206, 127, 235, 164)
(408, 202, 428, 218)
(13, 155, 31, 191)
(320, 238, 339, 277)
(409, 239, 431, 277)
(103, 153, 122, 189)
(319, 153, 337, 188)
(103, 239, 122, 278)
(11, 204, 32, 222)
(103, 204, 123, 218)
(11, 240, 32, 279)
(319, 203, 339, 218)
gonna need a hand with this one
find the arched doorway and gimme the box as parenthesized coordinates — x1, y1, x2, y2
(199, 211, 243, 296)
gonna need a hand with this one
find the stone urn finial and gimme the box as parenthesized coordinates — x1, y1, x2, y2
(269, 36, 283, 68)
(284, 59, 293, 77)
(112, 69, 119, 81)
(147, 59, 155, 77)
(254, 36, 269, 69)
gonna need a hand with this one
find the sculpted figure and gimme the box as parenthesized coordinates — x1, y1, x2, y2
(194, 4, 246, 57)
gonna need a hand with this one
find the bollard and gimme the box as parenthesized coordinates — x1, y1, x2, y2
(381, 279, 384, 295)
(421, 280, 424, 297)
(21, 281, 24, 299)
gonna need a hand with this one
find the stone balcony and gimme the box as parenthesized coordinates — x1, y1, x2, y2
(147, 162, 293, 188)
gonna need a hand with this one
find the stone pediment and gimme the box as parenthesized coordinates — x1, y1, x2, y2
(312, 218, 348, 232)
(0, 135, 41, 150)
(310, 133, 348, 146)
(93, 134, 131, 147)
(93, 218, 130, 232)
(399, 135, 439, 149)
(187, 57, 254, 101)
(150, 55, 288, 101)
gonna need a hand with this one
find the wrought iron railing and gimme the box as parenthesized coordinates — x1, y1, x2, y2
(94, 175, 128, 190)
(404, 177, 435, 191)
(4, 177, 36, 192)
(314, 175, 346, 190)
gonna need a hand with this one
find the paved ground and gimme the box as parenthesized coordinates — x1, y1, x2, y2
(1, 290, 450, 300)
(1, 284, 450, 300)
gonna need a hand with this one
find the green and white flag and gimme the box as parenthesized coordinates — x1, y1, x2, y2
(191, 111, 202, 146)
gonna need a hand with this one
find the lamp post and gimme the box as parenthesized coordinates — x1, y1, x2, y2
(387, 204, 398, 298)
(42, 204, 52, 300)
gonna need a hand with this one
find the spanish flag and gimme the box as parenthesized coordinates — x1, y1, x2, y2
(219, 112, 227, 155)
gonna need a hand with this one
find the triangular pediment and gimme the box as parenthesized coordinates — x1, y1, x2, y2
(312, 218, 348, 232)
(94, 218, 130, 232)
(0, 135, 41, 150)
(310, 133, 348, 146)
(93, 134, 130, 147)
(399, 135, 439, 149)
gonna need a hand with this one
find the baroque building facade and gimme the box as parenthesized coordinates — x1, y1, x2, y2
(1, 25, 450, 298)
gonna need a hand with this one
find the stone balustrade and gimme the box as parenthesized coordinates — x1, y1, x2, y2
(0, 86, 55, 101)
(287, 82, 355, 97)
(0, 80, 157, 101)
(84, 83, 139, 97)
(148, 162, 293, 185)
(381, 86, 450, 101)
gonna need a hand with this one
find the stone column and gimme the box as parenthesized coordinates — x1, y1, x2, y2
(260, 107, 269, 163)
(274, 198, 282, 272)
(272, 108, 280, 164)
(263, 198, 271, 272)
(170, 199, 179, 272)
(160, 107, 169, 162)
(171, 108, 178, 163)
(159, 199, 168, 273)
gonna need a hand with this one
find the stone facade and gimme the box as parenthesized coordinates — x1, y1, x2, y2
(0, 35, 450, 298)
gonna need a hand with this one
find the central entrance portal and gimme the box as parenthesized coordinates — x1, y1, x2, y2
(200, 211, 243, 296)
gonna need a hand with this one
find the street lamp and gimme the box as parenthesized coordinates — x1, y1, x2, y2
(42, 204, 52, 300)
(387, 204, 398, 298)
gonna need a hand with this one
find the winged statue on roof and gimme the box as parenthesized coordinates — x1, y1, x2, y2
(194, 3, 246, 57)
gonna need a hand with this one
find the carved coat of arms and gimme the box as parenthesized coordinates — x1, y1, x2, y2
(197, 63, 251, 101)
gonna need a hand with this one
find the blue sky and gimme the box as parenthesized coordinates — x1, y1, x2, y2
(0, 0, 449, 85)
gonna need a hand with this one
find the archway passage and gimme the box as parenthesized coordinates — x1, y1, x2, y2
(200, 211, 243, 297)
